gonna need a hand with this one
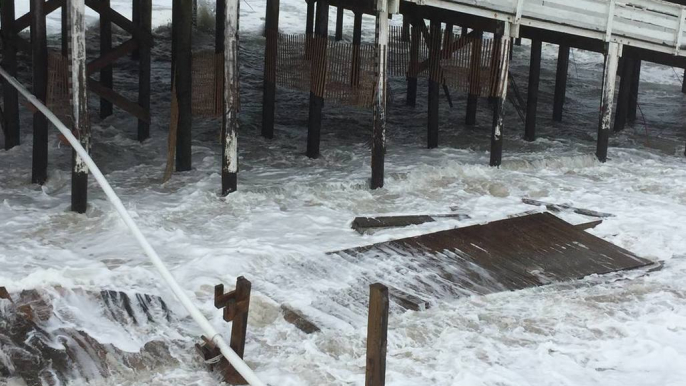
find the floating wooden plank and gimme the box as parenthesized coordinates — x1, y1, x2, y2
(352, 213, 471, 234)
(332, 213, 652, 301)
(388, 287, 430, 311)
(522, 198, 614, 218)
(574, 219, 603, 231)
(281, 305, 321, 334)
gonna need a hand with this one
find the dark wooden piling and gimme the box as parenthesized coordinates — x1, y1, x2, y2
(335, 7, 344, 41)
(466, 30, 483, 126)
(553, 45, 569, 122)
(406, 17, 419, 107)
(70, 0, 91, 213)
(490, 30, 511, 167)
(371, 0, 388, 190)
(596, 42, 620, 162)
(443, 24, 454, 59)
(222, 0, 240, 196)
(137, 0, 152, 142)
(31, 0, 49, 185)
(307, 0, 329, 159)
(427, 20, 441, 149)
(351, 11, 362, 86)
(401, 15, 410, 42)
(365, 283, 389, 386)
(213, 276, 252, 383)
(174, 0, 193, 172)
(305, 0, 314, 58)
(524, 39, 541, 142)
(261, 0, 279, 139)
(216, 0, 225, 51)
(683, 70, 686, 94)
(515, 37, 522, 46)
(61, 2, 69, 56)
(100, 0, 114, 119)
(628, 60, 641, 122)
(614, 56, 634, 132)
(132, 0, 140, 59)
(1, 0, 20, 150)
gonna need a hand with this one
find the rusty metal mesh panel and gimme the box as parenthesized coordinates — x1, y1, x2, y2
(191, 50, 224, 117)
(46, 50, 71, 123)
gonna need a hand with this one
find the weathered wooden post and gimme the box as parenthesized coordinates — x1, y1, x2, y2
(524, 39, 541, 142)
(174, 0, 193, 172)
(427, 20, 441, 148)
(62, 1, 69, 56)
(443, 24, 454, 59)
(2, 0, 20, 150)
(596, 42, 621, 162)
(614, 56, 634, 132)
(682, 70, 686, 94)
(365, 283, 389, 386)
(351, 11, 363, 86)
(406, 16, 419, 107)
(132, 0, 140, 59)
(307, 0, 329, 159)
(69, 0, 91, 213)
(223, 0, 240, 195)
(553, 45, 570, 122)
(261, 0, 279, 139)
(305, 0, 315, 59)
(31, 0, 49, 185)
(628, 60, 641, 122)
(138, 0, 152, 141)
(466, 30, 483, 126)
(100, 0, 113, 119)
(401, 15, 410, 42)
(335, 7, 344, 41)
(371, 0, 389, 190)
(490, 23, 511, 167)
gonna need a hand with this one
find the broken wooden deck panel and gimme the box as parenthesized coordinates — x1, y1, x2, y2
(332, 213, 652, 300)
(522, 198, 615, 218)
(351, 213, 471, 234)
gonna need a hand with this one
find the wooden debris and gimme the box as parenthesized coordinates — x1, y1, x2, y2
(281, 305, 321, 334)
(352, 213, 470, 234)
(0, 287, 11, 302)
(365, 283, 388, 386)
(574, 219, 603, 231)
(522, 198, 614, 218)
(388, 287, 430, 311)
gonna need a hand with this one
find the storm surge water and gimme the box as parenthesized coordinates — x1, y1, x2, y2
(2, 2, 686, 386)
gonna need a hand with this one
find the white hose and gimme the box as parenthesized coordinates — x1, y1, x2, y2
(0, 67, 268, 386)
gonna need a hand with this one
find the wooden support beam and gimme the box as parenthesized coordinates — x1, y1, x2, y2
(137, 0, 151, 141)
(222, 0, 240, 196)
(628, 60, 641, 122)
(87, 39, 138, 75)
(261, 0, 279, 140)
(132, 0, 140, 59)
(307, 0, 328, 159)
(683, 70, 686, 94)
(216, 0, 225, 52)
(351, 11, 363, 86)
(1, 0, 20, 150)
(406, 16, 419, 107)
(174, 0, 193, 172)
(365, 283, 389, 386)
(490, 26, 511, 167)
(524, 39, 541, 142)
(466, 30, 483, 126)
(62, 1, 68, 55)
(427, 20, 441, 149)
(85, 0, 155, 48)
(31, 0, 49, 185)
(12, 0, 63, 32)
(443, 24, 454, 59)
(100, 0, 113, 119)
(614, 56, 633, 133)
(371, 0, 388, 190)
(88, 79, 151, 123)
(70, 0, 91, 214)
(335, 7, 344, 41)
(401, 15, 410, 42)
(553, 45, 570, 122)
(305, 0, 315, 58)
(596, 42, 621, 163)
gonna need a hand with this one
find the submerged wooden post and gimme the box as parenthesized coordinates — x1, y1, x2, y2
(553, 45, 569, 122)
(490, 24, 511, 167)
(614, 56, 634, 133)
(138, 0, 152, 141)
(213, 276, 252, 383)
(100, 0, 113, 119)
(628, 59, 641, 122)
(69, 0, 91, 213)
(365, 283, 389, 386)
(2, 0, 20, 150)
(427, 20, 441, 149)
(335, 7, 344, 41)
(371, 0, 389, 190)
(524, 39, 541, 142)
(174, 0, 193, 171)
(222, 0, 240, 195)
(261, 0, 279, 139)
(351, 11, 363, 86)
(406, 17, 419, 107)
(307, 0, 329, 159)
(466, 30, 483, 126)
(596, 42, 621, 163)
(31, 0, 49, 184)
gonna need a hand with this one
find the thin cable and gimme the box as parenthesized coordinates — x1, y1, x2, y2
(0, 66, 268, 386)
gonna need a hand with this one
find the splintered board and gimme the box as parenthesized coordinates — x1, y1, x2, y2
(330, 213, 653, 300)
